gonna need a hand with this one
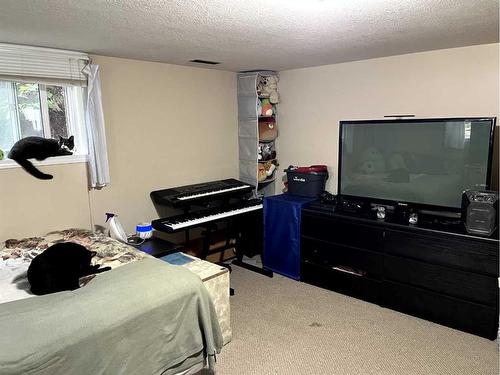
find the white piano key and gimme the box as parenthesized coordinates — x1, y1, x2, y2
(164, 203, 262, 230)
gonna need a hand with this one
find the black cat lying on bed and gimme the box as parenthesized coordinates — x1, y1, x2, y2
(27, 242, 111, 295)
(8, 135, 74, 180)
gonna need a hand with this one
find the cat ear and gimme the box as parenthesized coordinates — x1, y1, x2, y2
(68, 135, 74, 142)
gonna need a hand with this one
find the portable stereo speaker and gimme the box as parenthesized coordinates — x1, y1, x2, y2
(461, 190, 498, 236)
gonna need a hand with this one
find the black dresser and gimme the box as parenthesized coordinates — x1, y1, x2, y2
(301, 204, 499, 339)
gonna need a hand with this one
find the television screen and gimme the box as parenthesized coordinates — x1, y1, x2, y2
(339, 118, 495, 209)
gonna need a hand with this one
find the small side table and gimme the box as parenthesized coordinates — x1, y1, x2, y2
(135, 237, 184, 258)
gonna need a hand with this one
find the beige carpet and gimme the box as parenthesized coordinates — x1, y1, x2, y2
(213, 265, 499, 375)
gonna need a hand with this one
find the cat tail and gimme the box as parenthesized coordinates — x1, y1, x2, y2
(13, 158, 53, 180)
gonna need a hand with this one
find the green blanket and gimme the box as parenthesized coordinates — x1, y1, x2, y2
(0, 258, 223, 374)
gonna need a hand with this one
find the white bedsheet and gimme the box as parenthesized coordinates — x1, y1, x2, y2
(0, 258, 34, 304)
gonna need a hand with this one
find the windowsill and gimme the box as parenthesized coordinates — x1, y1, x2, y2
(0, 154, 88, 170)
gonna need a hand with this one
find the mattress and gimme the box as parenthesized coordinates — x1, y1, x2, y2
(0, 229, 223, 375)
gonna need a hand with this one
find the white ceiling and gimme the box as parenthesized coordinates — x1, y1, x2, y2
(0, 0, 498, 72)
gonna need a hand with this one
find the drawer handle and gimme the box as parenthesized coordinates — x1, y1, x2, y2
(332, 265, 366, 277)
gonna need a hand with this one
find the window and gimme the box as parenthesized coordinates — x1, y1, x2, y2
(0, 43, 108, 187)
(0, 80, 87, 157)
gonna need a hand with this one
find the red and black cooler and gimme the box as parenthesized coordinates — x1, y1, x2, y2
(285, 165, 329, 197)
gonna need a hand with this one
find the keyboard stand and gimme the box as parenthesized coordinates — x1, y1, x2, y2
(200, 221, 236, 295)
(232, 258, 273, 277)
(231, 211, 273, 278)
(199, 215, 273, 295)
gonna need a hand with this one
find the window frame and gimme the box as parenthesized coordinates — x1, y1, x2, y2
(39, 85, 52, 138)
(0, 79, 88, 169)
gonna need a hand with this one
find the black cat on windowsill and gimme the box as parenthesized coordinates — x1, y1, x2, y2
(8, 135, 74, 180)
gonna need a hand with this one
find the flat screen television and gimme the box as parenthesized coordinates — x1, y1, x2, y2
(338, 117, 496, 213)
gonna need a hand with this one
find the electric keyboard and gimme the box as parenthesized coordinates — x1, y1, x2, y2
(151, 178, 253, 207)
(152, 199, 263, 233)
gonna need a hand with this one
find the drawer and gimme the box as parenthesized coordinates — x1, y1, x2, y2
(384, 230, 498, 276)
(382, 280, 499, 339)
(302, 260, 381, 304)
(302, 238, 383, 278)
(384, 255, 498, 307)
(302, 213, 383, 252)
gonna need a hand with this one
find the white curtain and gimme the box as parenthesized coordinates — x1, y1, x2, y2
(83, 64, 110, 188)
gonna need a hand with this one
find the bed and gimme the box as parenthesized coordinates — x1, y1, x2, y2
(0, 229, 223, 375)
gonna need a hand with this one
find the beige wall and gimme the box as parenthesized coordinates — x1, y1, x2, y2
(2, 44, 498, 241)
(0, 56, 237, 241)
(89, 56, 238, 232)
(0, 163, 91, 241)
(277, 43, 500, 194)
